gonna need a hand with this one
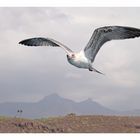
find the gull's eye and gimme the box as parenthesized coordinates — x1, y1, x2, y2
(71, 54, 75, 58)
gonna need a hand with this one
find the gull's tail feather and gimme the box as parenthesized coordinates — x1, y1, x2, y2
(89, 67, 105, 75)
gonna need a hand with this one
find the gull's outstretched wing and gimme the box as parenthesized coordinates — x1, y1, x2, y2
(84, 26, 140, 62)
(19, 37, 73, 55)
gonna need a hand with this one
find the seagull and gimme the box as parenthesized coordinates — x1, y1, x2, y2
(19, 26, 140, 74)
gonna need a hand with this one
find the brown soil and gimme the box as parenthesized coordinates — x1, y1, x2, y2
(0, 115, 140, 133)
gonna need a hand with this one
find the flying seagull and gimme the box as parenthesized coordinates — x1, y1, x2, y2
(19, 26, 140, 74)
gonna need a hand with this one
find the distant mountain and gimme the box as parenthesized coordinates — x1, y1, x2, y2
(0, 94, 139, 118)
(121, 109, 140, 116)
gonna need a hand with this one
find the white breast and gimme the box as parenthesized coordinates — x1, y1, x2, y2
(76, 51, 88, 63)
(68, 51, 90, 69)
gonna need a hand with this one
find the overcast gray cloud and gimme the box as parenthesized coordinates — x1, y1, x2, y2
(0, 7, 140, 111)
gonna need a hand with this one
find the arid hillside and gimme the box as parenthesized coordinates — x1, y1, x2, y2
(0, 115, 140, 133)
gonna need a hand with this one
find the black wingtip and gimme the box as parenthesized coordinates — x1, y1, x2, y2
(18, 40, 31, 46)
(19, 41, 22, 45)
(19, 40, 26, 45)
(18, 39, 33, 46)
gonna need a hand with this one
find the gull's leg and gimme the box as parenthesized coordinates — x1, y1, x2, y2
(88, 67, 93, 71)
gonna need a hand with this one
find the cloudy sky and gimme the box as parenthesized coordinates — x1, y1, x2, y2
(0, 7, 140, 111)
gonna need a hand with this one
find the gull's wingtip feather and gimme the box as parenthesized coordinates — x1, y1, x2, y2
(19, 41, 23, 45)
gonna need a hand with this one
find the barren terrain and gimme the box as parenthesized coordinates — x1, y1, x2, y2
(0, 115, 140, 133)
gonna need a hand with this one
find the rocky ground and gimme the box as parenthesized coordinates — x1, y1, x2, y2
(0, 115, 140, 133)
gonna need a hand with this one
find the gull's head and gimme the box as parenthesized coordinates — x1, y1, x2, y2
(67, 53, 75, 60)
(71, 54, 75, 58)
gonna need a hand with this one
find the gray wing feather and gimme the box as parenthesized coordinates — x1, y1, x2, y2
(19, 37, 73, 54)
(84, 26, 140, 62)
(19, 37, 59, 46)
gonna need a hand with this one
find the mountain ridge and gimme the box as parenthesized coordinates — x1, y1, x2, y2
(0, 94, 140, 118)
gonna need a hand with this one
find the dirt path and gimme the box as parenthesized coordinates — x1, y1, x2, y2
(0, 115, 140, 133)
